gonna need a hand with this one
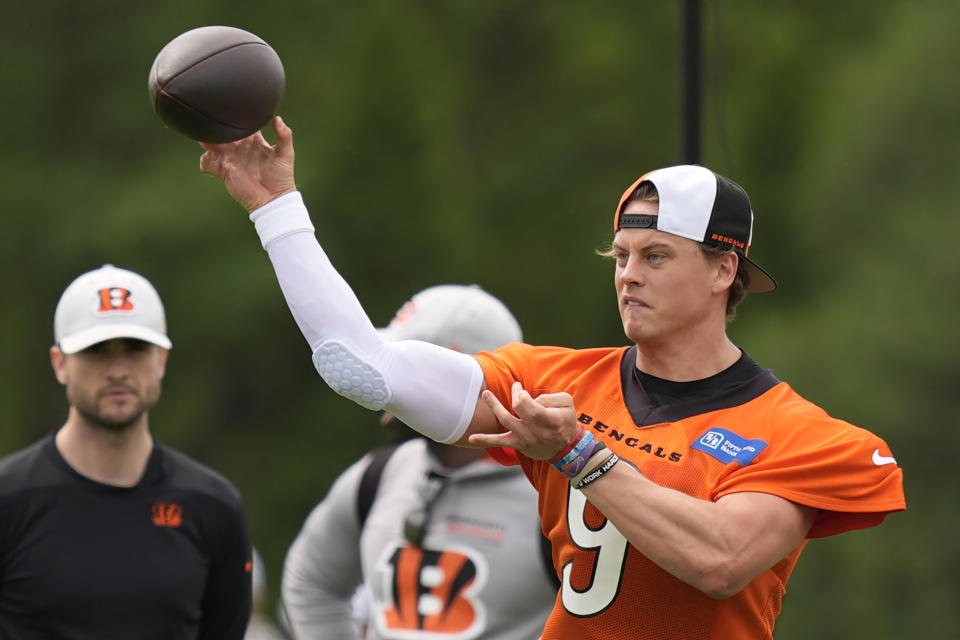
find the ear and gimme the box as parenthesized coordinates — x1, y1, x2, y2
(157, 347, 170, 379)
(712, 251, 739, 294)
(50, 345, 68, 385)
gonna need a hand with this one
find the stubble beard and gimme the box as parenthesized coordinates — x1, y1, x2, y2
(68, 384, 161, 432)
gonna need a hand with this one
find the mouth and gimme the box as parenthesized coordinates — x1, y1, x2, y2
(622, 296, 649, 310)
(101, 386, 137, 400)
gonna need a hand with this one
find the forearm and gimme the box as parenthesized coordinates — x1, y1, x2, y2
(250, 192, 486, 443)
(581, 463, 812, 598)
(251, 193, 375, 350)
(580, 464, 734, 595)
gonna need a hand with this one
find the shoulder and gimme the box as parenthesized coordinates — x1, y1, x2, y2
(341, 438, 428, 491)
(385, 437, 429, 467)
(712, 382, 905, 530)
(477, 343, 628, 391)
(360, 439, 431, 496)
(0, 437, 48, 475)
(757, 383, 880, 441)
(485, 342, 625, 364)
(0, 437, 61, 498)
(706, 381, 894, 457)
(155, 444, 245, 511)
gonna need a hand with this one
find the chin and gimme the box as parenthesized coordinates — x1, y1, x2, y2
(622, 325, 643, 345)
(622, 322, 659, 346)
(79, 405, 145, 432)
(97, 415, 144, 432)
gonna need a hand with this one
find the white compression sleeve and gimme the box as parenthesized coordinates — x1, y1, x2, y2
(250, 192, 484, 444)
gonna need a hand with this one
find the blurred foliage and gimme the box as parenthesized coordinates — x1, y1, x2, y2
(1, 0, 956, 636)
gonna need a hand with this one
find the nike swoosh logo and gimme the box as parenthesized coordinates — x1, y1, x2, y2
(872, 449, 897, 466)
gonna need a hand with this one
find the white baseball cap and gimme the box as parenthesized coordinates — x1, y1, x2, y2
(615, 165, 776, 293)
(378, 284, 522, 354)
(54, 264, 173, 354)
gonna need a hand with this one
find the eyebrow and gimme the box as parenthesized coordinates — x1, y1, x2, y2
(643, 243, 673, 252)
(612, 240, 674, 253)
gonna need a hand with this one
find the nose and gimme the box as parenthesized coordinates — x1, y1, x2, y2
(97, 342, 140, 379)
(617, 254, 645, 288)
(103, 355, 133, 381)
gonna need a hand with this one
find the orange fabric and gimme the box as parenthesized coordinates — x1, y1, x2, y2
(476, 343, 905, 640)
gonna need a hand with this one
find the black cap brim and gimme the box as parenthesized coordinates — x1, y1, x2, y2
(741, 256, 777, 293)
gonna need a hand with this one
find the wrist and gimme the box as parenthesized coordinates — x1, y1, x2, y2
(571, 451, 619, 490)
(246, 186, 298, 214)
(548, 425, 586, 465)
(249, 191, 313, 248)
(551, 428, 606, 479)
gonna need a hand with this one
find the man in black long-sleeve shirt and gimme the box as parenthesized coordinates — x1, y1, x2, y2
(0, 264, 252, 639)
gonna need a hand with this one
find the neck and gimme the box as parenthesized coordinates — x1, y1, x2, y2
(634, 329, 742, 382)
(55, 410, 154, 487)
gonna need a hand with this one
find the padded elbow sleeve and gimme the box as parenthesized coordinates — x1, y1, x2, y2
(313, 338, 484, 444)
(312, 340, 391, 411)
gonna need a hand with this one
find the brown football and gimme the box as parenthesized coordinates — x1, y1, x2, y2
(148, 26, 285, 143)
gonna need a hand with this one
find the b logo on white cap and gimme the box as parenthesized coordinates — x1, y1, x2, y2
(98, 287, 135, 313)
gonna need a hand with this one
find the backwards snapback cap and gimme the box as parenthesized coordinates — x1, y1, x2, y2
(54, 264, 172, 354)
(378, 284, 522, 354)
(614, 165, 776, 293)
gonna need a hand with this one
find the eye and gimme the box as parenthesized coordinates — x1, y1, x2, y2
(85, 342, 109, 354)
(82, 339, 153, 357)
(123, 339, 152, 352)
(613, 251, 630, 269)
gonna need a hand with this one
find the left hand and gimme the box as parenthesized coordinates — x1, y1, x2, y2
(468, 382, 581, 460)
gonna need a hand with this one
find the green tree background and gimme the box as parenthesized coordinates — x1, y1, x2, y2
(1, 1, 955, 636)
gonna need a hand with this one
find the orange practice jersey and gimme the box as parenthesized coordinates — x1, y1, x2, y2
(476, 343, 905, 640)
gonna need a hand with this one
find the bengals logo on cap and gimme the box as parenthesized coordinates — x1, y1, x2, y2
(97, 287, 135, 313)
(376, 544, 487, 636)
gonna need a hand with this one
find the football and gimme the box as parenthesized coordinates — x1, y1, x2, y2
(148, 26, 285, 143)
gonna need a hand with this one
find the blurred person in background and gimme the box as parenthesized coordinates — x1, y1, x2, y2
(202, 119, 905, 639)
(0, 264, 252, 639)
(246, 547, 289, 640)
(282, 285, 558, 639)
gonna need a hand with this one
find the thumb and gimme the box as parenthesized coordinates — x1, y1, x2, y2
(274, 116, 295, 160)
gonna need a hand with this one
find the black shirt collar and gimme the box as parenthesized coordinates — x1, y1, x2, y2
(619, 346, 781, 427)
